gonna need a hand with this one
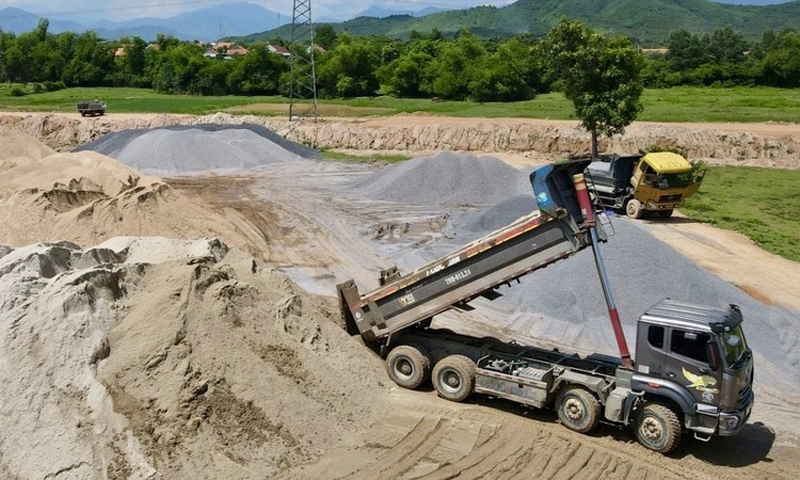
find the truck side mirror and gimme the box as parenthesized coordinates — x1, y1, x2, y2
(707, 341, 719, 371)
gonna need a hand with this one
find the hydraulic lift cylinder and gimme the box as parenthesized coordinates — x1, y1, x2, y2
(573, 173, 634, 370)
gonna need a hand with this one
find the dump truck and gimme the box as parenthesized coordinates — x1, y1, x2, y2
(77, 100, 107, 117)
(337, 159, 753, 454)
(584, 152, 705, 219)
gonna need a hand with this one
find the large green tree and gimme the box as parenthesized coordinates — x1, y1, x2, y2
(542, 18, 644, 158)
(316, 33, 380, 98)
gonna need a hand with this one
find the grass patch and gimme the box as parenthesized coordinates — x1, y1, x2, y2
(681, 166, 800, 262)
(2, 86, 800, 122)
(319, 148, 410, 163)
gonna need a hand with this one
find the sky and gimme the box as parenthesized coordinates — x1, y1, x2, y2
(0, 0, 517, 22)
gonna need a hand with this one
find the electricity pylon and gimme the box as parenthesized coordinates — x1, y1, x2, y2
(289, 0, 318, 122)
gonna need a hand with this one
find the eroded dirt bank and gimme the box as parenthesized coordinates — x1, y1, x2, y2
(2, 112, 799, 169)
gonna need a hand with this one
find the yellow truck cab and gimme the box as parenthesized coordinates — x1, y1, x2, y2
(586, 152, 705, 219)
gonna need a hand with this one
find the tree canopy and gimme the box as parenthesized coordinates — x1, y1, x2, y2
(542, 18, 644, 158)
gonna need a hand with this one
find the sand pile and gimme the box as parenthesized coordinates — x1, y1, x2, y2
(0, 237, 388, 479)
(350, 151, 532, 206)
(0, 132, 271, 254)
(76, 124, 320, 175)
(0, 125, 55, 171)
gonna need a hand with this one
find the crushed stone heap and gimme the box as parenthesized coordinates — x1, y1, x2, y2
(75, 123, 321, 175)
(0, 237, 387, 479)
(350, 151, 532, 206)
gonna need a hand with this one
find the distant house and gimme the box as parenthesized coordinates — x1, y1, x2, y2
(113, 46, 127, 58)
(268, 44, 291, 57)
(641, 48, 668, 55)
(204, 42, 249, 59)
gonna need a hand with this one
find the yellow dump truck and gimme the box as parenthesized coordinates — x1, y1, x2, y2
(585, 152, 705, 219)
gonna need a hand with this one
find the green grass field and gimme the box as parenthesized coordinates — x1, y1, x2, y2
(3, 85, 800, 123)
(2, 85, 798, 262)
(682, 166, 800, 262)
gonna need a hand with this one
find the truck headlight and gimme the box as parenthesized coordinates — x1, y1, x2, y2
(720, 415, 739, 431)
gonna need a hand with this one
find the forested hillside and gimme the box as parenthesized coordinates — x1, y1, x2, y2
(238, 0, 800, 45)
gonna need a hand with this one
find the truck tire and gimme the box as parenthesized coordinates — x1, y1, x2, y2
(635, 403, 682, 454)
(626, 199, 643, 219)
(432, 355, 475, 402)
(657, 209, 674, 219)
(556, 386, 601, 434)
(386, 345, 431, 389)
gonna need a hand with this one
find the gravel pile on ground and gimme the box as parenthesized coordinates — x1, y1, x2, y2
(75, 124, 320, 175)
(350, 151, 532, 206)
(0, 237, 388, 479)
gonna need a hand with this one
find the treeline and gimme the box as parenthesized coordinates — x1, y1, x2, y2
(2, 19, 800, 100)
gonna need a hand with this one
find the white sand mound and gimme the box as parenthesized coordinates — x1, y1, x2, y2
(0, 150, 271, 255)
(0, 125, 55, 171)
(0, 237, 387, 479)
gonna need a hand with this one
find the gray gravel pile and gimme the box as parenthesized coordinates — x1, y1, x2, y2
(75, 123, 320, 175)
(351, 151, 532, 206)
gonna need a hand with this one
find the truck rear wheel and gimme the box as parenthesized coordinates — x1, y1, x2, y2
(626, 199, 643, 219)
(556, 386, 601, 434)
(635, 403, 682, 454)
(386, 345, 431, 389)
(432, 355, 475, 402)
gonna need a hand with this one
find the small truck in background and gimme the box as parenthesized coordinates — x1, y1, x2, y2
(77, 100, 107, 117)
(585, 152, 705, 219)
(337, 159, 753, 454)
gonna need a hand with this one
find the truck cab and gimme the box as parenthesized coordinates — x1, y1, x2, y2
(585, 152, 705, 219)
(632, 300, 754, 443)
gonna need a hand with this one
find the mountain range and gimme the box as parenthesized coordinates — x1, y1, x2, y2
(240, 0, 800, 45)
(0, 1, 798, 43)
(0, 2, 287, 41)
(0, 2, 449, 42)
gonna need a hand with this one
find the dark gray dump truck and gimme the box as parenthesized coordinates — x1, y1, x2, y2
(338, 159, 754, 454)
(77, 100, 107, 117)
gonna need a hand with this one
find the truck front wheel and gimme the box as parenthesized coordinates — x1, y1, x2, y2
(432, 355, 475, 402)
(386, 345, 431, 389)
(626, 199, 643, 219)
(635, 403, 682, 454)
(556, 386, 601, 434)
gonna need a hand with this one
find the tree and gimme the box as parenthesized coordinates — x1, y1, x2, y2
(665, 28, 707, 71)
(226, 44, 289, 95)
(423, 29, 486, 100)
(378, 51, 432, 98)
(707, 26, 749, 65)
(315, 24, 338, 50)
(316, 33, 379, 98)
(468, 37, 542, 102)
(542, 18, 644, 158)
(758, 28, 800, 88)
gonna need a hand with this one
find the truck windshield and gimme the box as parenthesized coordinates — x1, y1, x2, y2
(659, 172, 693, 189)
(720, 325, 748, 367)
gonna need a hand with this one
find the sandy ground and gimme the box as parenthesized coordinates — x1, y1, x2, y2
(2, 112, 800, 479)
